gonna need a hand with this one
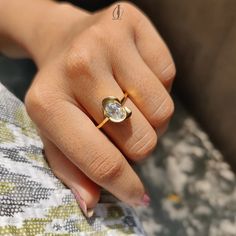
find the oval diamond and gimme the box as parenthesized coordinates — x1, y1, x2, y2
(104, 101, 126, 122)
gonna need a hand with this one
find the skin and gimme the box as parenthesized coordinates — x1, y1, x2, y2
(0, 0, 176, 217)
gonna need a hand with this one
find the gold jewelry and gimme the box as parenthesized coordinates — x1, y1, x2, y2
(97, 92, 132, 129)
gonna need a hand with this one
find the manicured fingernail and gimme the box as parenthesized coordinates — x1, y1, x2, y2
(71, 188, 94, 218)
(141, 193, 151, 206)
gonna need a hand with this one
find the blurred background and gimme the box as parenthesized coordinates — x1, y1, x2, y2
(1, 0, 235, 169)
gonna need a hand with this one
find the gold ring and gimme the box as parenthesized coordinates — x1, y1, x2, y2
(96, 92, 132, 129)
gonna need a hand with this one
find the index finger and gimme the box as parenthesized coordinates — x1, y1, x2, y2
(26, 85, 148, 206)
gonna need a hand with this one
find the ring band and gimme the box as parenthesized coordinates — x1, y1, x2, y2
(97, 92, 132, 129)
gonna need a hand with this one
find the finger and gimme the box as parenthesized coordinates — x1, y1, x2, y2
(134, 14, 176, 91)
(25, 77, 149, 207)
(156, 120, 169, 137)
(65, 42, 157, 161)
(41, 134, 100, 218)
(111, 41, 174, 129)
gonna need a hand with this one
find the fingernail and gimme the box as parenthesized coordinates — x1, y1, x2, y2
(71, 188, 94, 218)
(140, 193, 151, 206)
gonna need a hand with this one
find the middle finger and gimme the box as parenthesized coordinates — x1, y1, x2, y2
(65, 46, 157, 161)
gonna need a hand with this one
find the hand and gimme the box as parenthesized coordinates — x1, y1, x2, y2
(22, 1, 176, 217)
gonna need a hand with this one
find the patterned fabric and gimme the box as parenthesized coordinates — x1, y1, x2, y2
(0, 83, 145, 236)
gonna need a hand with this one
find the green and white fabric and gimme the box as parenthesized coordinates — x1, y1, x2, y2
(0, 83, 145, 236)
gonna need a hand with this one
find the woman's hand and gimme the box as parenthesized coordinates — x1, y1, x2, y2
(1, 0, 175, 217)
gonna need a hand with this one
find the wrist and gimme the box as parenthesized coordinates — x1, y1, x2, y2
(29, 2, 91, 67)
(0, 0, 90, 67)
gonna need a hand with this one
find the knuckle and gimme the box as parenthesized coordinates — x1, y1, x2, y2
(87, 25, 105, 42)
(161, 62, 176, 83)
(64, 25, 105, 78)
(150, 96, 175, 127)
(127, 127, 157, 160)
(89, 153, 125, 183)
(65, 44, 93, 77)
(25, 86, 48, 116)
(24, 89, 35, 115)
(164, 97, 175, 118)
(24, 84, 58, 123)
(170, 63, 177, 79)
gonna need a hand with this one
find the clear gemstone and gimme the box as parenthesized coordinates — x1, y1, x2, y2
(104, 101, 126, 122)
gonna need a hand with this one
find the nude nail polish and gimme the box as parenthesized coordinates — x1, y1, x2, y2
(71, 188, 94, 218)
(141, 193, 151, 206)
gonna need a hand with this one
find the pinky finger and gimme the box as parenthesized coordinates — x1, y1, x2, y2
(41, 134, 101, 217)
(134, 15, 176, 91)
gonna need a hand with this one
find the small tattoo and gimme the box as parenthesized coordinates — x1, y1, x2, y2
(112, 4, 124, 20)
